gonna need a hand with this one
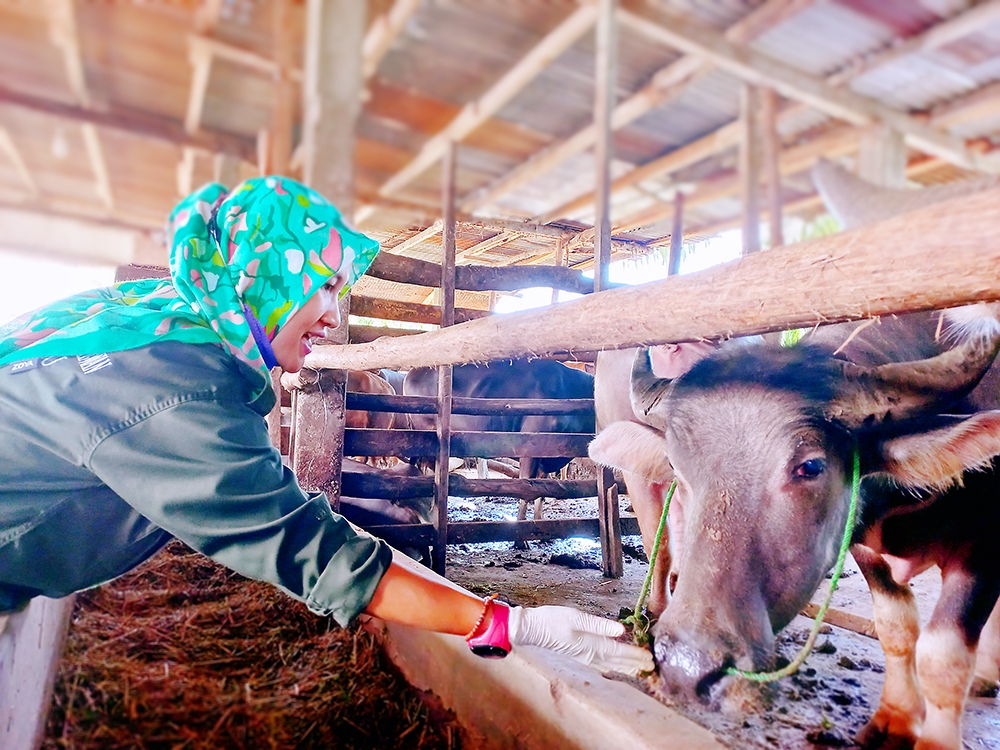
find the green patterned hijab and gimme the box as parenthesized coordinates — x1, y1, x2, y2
(0, 177, 380, 398)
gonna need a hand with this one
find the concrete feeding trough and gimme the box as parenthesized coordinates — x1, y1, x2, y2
(369, 612, 724, 750)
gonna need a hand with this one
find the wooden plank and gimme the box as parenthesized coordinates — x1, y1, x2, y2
(377, 3, 598, 198)
(366, 251, 603, 295)
(346, 392, 595, 417)
(740, 84, 762, 255)
(343, 474, 598, 502)
(349, 324, 422, 344)
(344, 429, 594, 459)
(446, 516, 641, 545)
(342, 472, 435, 500)
(618, 8, 1000, 175)
(0, 595, 76, 750)
(304, 184, 1000, 371)
(0, 85, 257, 161)
(350, 295, 491, 326)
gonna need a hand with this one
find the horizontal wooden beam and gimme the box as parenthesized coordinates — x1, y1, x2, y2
(350, 294, 491, 326)
(359, 516, 642, 547)
(0, 86, 258, 162)
(304, 184, 1000, 370)
(346, 391, 595, 417)
(367, 250, 607, 294)
(345, 429, 593, 459)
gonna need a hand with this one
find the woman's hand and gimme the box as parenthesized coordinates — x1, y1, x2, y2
(508, 605, 654, 676)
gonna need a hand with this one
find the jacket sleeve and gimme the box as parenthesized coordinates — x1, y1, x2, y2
(87, 395, 393, 626)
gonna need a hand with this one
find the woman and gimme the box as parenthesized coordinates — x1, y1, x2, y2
(0, 177, 651, 675)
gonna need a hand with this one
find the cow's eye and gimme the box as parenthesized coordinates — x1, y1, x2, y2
(794, 458, 826, 479)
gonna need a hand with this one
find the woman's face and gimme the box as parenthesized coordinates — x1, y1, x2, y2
(270, 273, 347, 372)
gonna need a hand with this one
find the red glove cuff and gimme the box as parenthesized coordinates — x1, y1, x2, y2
(466, 597, 511, 659)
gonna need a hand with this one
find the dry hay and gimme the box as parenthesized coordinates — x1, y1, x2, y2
(43, 540, 463, 749)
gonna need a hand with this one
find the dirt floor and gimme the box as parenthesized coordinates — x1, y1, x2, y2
(442, 466, 1000, 750)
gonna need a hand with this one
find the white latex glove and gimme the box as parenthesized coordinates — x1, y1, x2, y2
(507, 605, 654, 676)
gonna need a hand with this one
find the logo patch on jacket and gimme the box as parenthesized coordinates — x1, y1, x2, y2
(7, 359, 39, 374)
(77, 354, 112, 374)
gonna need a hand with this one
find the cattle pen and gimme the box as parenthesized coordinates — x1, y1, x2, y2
(4, 1, 1000, 748)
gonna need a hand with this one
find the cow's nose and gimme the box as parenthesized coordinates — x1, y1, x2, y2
(653, 630, 733, 705)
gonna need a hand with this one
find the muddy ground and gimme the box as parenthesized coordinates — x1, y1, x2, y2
(439, 466, 1000, 750)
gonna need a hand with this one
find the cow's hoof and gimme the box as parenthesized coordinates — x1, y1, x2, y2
(856, 712, 918, 750)
(969, 675, 999, 698)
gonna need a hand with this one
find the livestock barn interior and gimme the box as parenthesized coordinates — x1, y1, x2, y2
(3, 0, 1000, 748)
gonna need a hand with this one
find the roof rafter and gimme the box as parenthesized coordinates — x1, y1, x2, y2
(44, 0, 113, 208)
(617, 7, 1000, 175)
(544, 0, 1000, 224)
(0, 127, 39, 197)
(362, 0, 423, 80)
(462, 0, 816, 214)
(375, 2, 600, 201)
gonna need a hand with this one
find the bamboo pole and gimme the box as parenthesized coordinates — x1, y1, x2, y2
(305, 185, 1000, 371)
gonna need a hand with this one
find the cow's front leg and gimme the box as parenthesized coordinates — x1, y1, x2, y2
(915, 562, 999, 750)
(971, 600, 1000, 697)
(852, 545, 924, 749)
(515, 457, 537, 550)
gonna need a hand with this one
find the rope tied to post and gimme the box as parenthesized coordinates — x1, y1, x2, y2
(626, 448, 861, 684)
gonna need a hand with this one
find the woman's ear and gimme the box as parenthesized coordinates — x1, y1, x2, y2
(876, 411, 1000, 491)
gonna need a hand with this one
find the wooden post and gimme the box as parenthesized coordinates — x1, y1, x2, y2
(433, 141, 458, 575)
(270, 0, 295, 176)
(858, 123, 907, 188)
(293, 0, 365, 508)
(594, 0, 623, 579)
(266, 366, 284, 452)
(760, 87, 784, 248)
(740, 83, 762, 255)
(593, 0, 616, 295)
(667, 189, 684, 276)
(550, 238, 566, 305)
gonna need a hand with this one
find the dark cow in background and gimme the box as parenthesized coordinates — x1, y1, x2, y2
(404, 359, 595, 522)
(590, 311, 1000, 750)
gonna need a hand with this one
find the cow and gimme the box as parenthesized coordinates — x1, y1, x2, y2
(589, 311, 1000, 750)
(346, 370, 399, 468)
(595, 341, 719, 616)
(403, 358, 595, 522)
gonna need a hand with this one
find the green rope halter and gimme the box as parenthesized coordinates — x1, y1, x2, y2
(627, 448, 861, 683)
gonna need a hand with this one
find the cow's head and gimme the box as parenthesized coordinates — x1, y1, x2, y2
(590, 331, 1000, 710)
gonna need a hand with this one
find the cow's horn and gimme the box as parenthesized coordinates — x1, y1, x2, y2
(812, 158, 1000, 230)
(827, 331, 1000, 428)
(629, 348, 674, 431)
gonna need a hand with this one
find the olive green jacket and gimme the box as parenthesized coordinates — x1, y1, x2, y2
(0, 341, 391, 625)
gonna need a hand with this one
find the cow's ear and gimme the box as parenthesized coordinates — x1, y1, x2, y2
(589, 421, 673, 483)
(877, 411, 1000, 490)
